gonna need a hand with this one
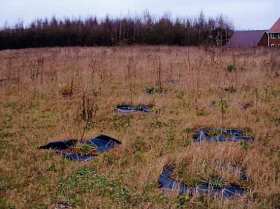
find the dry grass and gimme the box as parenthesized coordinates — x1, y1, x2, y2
(0, 46, 279, 209)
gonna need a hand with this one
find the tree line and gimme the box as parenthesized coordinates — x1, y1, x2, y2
(0, 12, 233, 50)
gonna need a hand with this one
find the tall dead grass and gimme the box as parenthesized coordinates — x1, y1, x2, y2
(0, 46, 279, 209)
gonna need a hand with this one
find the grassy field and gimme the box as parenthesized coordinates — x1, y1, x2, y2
(0, 46, 279, 209)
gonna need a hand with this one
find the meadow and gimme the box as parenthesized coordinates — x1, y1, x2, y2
(0, 46, 279, 209)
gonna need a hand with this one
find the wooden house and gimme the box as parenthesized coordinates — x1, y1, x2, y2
(228, 18, 280, 47)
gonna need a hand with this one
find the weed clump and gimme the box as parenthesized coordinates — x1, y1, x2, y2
(68, 143, 97, 156)
(227, 64, 237, 73)
(224, 86, 237, 93)
(145, 86, 166, 95)
(60, 79, 74, 97)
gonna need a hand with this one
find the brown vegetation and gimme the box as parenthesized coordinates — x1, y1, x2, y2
(0, 46, 279, 209)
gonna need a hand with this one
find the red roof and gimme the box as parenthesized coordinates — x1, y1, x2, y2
(270, 18, 280, 33)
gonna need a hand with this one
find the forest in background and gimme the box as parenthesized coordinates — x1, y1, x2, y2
(0, 12, 233, 49)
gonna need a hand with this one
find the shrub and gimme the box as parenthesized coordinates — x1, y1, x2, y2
(227, 64, 237, 73)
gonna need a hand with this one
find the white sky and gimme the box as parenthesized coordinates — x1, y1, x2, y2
(0, 0, 279, 30)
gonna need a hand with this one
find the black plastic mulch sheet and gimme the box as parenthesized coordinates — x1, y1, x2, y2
(192, 128, 254, 143)
(116, 104, 152, 113)
(39, 135, 121, 161)
(158, 165, 245, 199)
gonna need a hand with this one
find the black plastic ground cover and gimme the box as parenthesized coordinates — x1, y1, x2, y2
(192, 128, 254, 143)
(116, 104, 152, 113)
(39, 139, 78, 150)
(39, 135, 121, 161)
(158, 165, 245, 199)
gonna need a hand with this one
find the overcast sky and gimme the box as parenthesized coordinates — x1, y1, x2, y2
(1, 0, 279, 30)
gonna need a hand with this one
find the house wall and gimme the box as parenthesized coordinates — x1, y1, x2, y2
(269, 37, 280, 47)
(270, 40, 280, 47)
(258, 33, 280, 47)
(258, 33, 268, 46)
(268, 33, 280, 47)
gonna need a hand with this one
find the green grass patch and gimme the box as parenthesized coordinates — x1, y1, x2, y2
(57, 168, 132, 207)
